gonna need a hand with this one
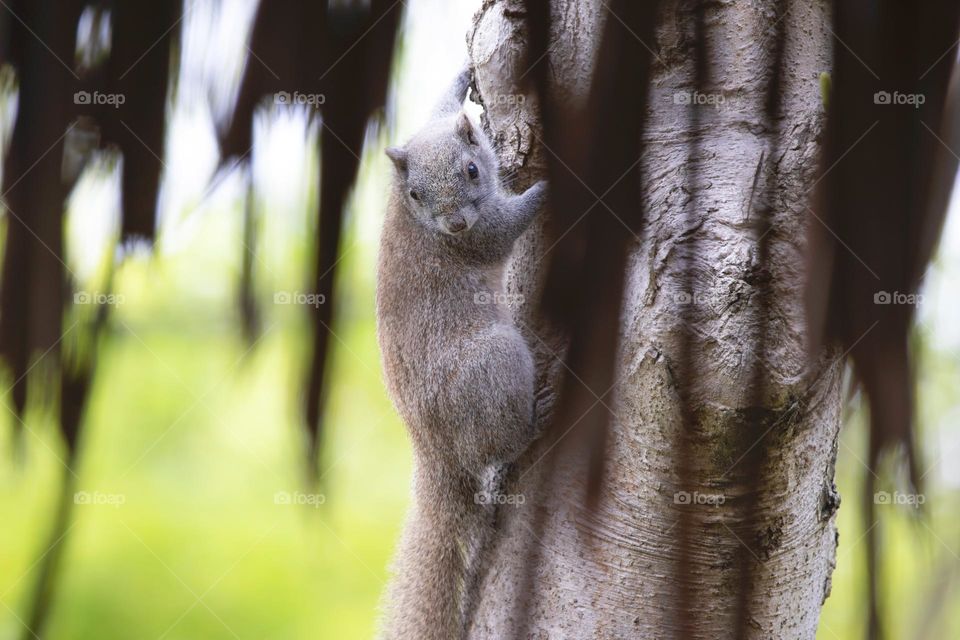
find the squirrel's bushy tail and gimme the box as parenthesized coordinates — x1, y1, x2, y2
(380, 472, 482, 640)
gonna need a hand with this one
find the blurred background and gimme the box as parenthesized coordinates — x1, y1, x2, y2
(0, 0, 959, 638)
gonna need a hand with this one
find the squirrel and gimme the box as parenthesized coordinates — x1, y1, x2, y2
(376, 67, 547, 639)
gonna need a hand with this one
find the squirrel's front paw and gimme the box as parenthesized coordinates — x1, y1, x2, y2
(525, 180, 548, 210)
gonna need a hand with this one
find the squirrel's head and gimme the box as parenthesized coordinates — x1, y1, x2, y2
(386, 111, 498, 237)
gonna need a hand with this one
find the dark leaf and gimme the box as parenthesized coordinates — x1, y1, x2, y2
(808, 2, 960, 637)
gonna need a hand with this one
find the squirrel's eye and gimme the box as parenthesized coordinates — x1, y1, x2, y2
(467, 162, 479, 180)
(409, 190, 419, 201)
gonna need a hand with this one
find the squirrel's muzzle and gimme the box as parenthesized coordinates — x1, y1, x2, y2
(439, 212, 469, 235)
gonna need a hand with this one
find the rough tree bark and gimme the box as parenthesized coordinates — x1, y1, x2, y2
(466, 1, 842, 638)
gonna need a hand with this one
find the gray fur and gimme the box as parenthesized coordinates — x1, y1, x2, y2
(377, 70, 546, 640)
(431, 66, 472, 118)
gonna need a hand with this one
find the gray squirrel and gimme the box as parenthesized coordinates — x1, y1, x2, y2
(376, 68, 547, 639)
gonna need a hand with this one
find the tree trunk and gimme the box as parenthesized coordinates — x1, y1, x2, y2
(466, 1, 843, 638)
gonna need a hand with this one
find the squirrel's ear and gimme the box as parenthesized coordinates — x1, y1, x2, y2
(386, 146, 408, 175)
(456, 112, 478, 146)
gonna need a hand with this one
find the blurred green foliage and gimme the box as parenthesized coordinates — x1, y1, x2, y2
(1, 154, 412, 639)
(818, 323, 960, 639)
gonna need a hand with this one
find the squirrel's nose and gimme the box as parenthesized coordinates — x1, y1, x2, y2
(447, 217, 467, 233)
